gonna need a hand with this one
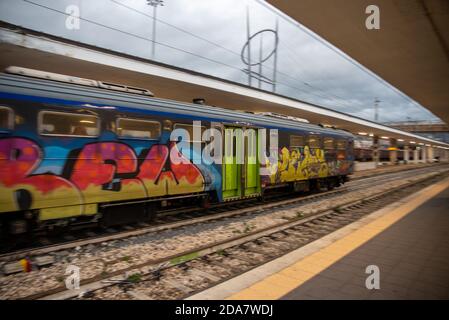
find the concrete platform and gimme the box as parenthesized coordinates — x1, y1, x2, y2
(188, 176, 449, 300)
(351, 162, 437, 178)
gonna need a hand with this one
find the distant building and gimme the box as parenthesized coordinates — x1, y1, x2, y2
(384, 120, 449, 144)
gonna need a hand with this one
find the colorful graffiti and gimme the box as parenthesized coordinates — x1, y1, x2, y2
(0, 137, 205, 219)
(137, 142, 204, 196)
(267, 145, 349, 184)
(0, 136, 351, 220)
(0, 138, 83, 214)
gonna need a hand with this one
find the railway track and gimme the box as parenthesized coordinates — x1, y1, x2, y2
(0, 164, 444, 262)
(8, 165, 447, 300)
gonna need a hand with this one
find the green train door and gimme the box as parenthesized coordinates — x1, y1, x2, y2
(222, 126, 261, 200)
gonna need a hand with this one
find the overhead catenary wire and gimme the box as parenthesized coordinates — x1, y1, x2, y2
(108, 0, 359, 109)
(23, 0, 242, 72)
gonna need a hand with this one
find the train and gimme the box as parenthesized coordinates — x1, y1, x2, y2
(0, 67, 354, 236)
(354, 147, 393, 162)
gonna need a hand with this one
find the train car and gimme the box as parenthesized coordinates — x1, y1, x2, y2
(0, 67, 354, 235)
(354, 148, 373, 162)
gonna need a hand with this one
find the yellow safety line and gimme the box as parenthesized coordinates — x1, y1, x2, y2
(227, 177, 449, 300)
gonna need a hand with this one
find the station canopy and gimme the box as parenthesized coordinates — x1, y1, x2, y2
(267, 0, 449, 125)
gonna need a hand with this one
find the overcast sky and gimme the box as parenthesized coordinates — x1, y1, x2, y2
(0, 0, 440, 123)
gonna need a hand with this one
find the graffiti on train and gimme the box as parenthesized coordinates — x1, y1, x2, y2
(267, 146, 351, 184)
(0, 137, 205, 212)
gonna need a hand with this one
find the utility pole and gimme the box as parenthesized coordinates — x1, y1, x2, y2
(258, 33, 263, 89)
(374, 97, 381, 122)
(246, 6, 252, 87)
(147, 0, 164, 60)
(241, 9, 278, 90)
(272, 18, 278, 93)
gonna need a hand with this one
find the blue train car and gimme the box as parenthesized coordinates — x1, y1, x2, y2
(0, 67, 353, 234)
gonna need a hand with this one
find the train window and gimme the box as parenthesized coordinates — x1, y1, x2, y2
(337, 140, 347, 150)
(0, 107, 13, 130)
(38, 111, 99, 137)
(290, 135, 305, 148)
(347, 140, 354, 157)
(265, 129, 279, 153)
(117, 118, 161, 139)
(324, 137, 335, 150)
(307, 135, 321, 148)
(174, 123, 206, 142)
(337, 139, 347, 160)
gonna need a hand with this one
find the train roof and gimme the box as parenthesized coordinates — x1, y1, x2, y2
(0, 72, 353, 138)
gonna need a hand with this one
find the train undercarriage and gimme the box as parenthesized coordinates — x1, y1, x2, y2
(0, 176, 348, 240)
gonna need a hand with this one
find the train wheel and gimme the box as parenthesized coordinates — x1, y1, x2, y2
(47, 225, 69, 237)
(309, 179, 320, 192)
(327, 178, 336, 191)
(145, 203, 157, 222)
(257, 192, 265, 203)
(201, 196, 211, 209)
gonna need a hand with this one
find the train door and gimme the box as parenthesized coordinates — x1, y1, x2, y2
(244, 128, 260, 197)
(222, 126, 261, 200)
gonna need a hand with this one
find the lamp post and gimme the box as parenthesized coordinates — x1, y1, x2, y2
(147, 0, 164, 60)
(374, 97, 380, 122)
